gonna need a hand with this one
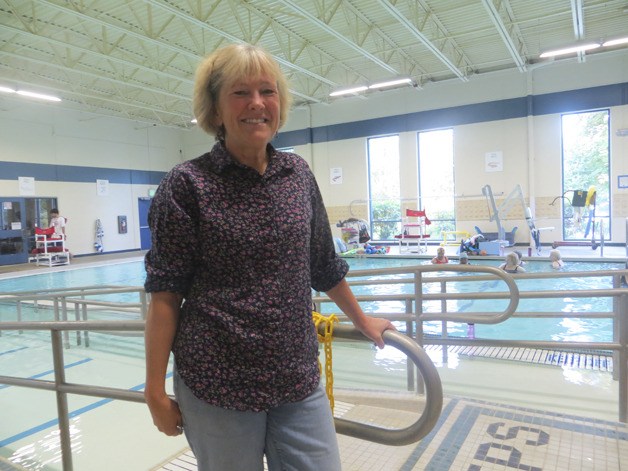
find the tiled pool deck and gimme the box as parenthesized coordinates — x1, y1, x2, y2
(156, 393, 628, 471)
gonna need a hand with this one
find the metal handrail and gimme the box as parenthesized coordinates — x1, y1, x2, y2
(322, 323, 442, 445)
(0, 318, 444, 469)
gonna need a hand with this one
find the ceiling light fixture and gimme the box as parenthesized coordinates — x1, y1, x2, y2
(16, 90, 61, 102)
(368, 78, 413, 89)
(191, 118, 198, 124)
(0, 86, 16, 94)
(602, 36, 628, 47)
(539, 42, 600, 58)
(329, 85, 369, 97)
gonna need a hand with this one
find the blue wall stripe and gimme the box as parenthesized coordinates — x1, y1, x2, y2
(273, 80, 628, 148)
(0, 161, 167, 185)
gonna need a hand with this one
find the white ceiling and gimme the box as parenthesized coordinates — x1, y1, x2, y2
(1, 0, 627, 129)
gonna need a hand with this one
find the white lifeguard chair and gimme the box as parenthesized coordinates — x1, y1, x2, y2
(28, 227, 70, 267)
(394, 209, 431, 253)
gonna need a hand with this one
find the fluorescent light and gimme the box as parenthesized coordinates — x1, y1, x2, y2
(0, 86, 16, 94)
(191, 118, 197, 124)
(602, 36, 628, 47)
(369, 78, 412, 89)
(540, 42, 600, 58)
(16, 90, 61, 102)
(329, 85, 368, 97)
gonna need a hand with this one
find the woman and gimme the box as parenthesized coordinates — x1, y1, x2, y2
(143, 43, 394, 471)
(431, 246, 449, 264)
(499, 252, 526, 273)
(549, 249, 565, 269)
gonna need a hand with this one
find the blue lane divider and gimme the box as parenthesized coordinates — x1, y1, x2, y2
(0, 358, 93, 391)
(0, 346, 29, 356)
(0, 371, 173, 447)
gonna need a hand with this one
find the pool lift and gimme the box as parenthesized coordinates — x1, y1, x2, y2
(550, 187, 600, 250)
(480, 184, 552, 255)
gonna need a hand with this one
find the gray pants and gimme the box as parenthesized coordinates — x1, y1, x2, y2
(174, 370, 342, 471)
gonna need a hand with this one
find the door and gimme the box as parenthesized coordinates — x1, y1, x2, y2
(0, 198, 29, 265)
(138, 198, 152, 250)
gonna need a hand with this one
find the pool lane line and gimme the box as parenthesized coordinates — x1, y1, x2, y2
(0, 371, 173, 448)
(0, 346, 28, 356)
(0, 358, 93, 391)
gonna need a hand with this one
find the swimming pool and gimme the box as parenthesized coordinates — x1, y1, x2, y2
(0, 257, 623, 342)
(340, 257, 623, 343)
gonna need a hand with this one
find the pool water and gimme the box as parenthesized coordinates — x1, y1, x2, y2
(0, 258, 623, 343)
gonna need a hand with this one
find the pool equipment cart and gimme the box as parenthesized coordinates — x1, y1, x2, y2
(336, 218, 370, 250)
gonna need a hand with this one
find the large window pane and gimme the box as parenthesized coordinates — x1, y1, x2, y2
(367, 135, 401, 240)
(418, 129, 455, 238)
(561, 111, 610, 241)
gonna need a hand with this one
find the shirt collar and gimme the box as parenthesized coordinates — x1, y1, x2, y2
(208, 141, 295, 177)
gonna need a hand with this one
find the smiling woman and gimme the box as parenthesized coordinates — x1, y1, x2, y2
(143, 43, 394, 471)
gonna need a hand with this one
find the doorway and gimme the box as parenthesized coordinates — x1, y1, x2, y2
(138, 198, 152, 250)
(0, 197, 58, 266)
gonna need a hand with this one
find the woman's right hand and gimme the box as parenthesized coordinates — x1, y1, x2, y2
(145, 391, 184, 437)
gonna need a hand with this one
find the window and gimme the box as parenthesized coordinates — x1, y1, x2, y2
(367, 135, 401, 240)
(561, 110, 610, 240)
(417, 129, 455, 238)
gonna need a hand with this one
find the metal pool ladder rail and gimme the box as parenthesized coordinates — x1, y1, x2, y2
(319, 323, 443, 446)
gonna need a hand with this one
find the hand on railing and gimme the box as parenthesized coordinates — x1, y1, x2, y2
(318, 323, 443, 446)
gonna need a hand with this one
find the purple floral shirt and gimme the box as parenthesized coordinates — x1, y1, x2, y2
(144, 141, 348, 412)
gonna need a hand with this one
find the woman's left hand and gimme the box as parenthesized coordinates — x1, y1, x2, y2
(356, 316, 396, 349)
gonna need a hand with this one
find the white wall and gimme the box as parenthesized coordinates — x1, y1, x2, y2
(0, 102, 185, 255)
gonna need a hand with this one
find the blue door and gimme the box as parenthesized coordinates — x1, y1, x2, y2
(138, 198, 152, 250)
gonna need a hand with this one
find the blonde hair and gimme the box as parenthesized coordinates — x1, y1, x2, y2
(193, 44, 292, 137)
(549, 249, 562, 262)
(505, 252, 519, 266)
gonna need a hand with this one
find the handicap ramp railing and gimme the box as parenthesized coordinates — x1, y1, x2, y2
(314, 263, 628, 420)
(0, 320, 443, 470)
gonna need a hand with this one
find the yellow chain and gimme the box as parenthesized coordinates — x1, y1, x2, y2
(312, 311, 337, 413)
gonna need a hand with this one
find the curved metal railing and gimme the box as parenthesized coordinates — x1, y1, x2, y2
(321, 323, 443, 445)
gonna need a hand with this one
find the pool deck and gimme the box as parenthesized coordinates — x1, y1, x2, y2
(155, 392, 628, 471)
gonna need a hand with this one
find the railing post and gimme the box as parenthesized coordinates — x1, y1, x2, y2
(414, 270, 425, 395)
(405, 298, 414, 392)
(17, 300, 22, 334)
(440, 280, 448, 364)
(61, 296, 70, 349)
(51, 329, 74, 471)
(74, 303, 82, 346)
(140, 290, 148, 319)
(618, 292, 628, 422)
(82, 304, 90, 347)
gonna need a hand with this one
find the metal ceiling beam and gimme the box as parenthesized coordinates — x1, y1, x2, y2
(570, 0, 586, 62)
(375, 0, 467, 81)
(35, 0, 323, 104)
(144, 0, 337, 89)
(482, 0, 526, 72)
(0, 50, 189, 102)
(277, 0, 399, 75)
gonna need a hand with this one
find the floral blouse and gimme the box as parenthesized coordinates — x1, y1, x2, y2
(144, 141, 348, 412)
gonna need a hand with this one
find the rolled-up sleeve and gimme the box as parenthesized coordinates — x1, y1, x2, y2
(144, 167, 199, 295)
(308, 174, 348, 292)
